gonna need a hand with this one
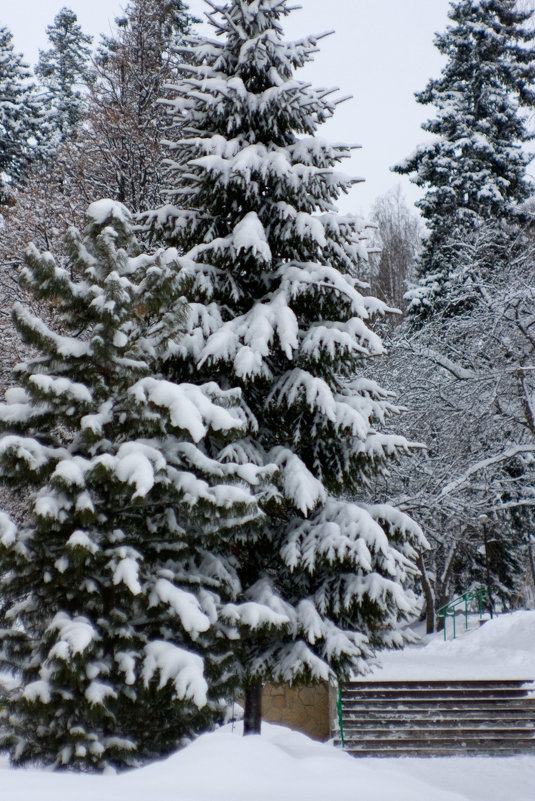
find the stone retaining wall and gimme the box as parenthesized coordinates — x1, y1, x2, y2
(262, 682, 335, 741)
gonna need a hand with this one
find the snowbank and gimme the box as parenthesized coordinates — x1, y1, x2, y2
(368, 609, 535, 681)
(0, 722, 534, 801)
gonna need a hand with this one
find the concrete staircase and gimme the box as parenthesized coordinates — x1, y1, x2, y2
(338, 679, 535, 757)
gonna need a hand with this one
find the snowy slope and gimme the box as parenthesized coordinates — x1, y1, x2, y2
(367, 609, 535, 681)
(1, 610, 534, 801)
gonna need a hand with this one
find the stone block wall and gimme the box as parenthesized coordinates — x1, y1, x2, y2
(262, 681, 336, 741)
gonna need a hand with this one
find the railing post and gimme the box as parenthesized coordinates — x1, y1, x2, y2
(437, 586, 492, 642)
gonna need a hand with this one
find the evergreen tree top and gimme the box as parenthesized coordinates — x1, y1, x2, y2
(394, 0, 535, 300)
(37, 7, 93, 87)
(422, 0, 535, 115)
(98, 0, 196, 64)
(36, 8, 93, 138)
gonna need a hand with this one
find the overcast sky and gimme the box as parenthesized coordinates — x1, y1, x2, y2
(2, 0, 456, 216)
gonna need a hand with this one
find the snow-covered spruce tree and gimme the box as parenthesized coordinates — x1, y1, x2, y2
(85, 0, 197, 212)
(0, 201, 268, 769)
(0, 26, 48, 201)
(36, 7, 93, 141)
(146, 0, 427, 733)
(394, 0, 535, 314)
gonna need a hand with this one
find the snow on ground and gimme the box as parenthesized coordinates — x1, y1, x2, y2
(1, 610, 534, 801)
(1, 722, 534, 801)
(367, 609, 535, 681)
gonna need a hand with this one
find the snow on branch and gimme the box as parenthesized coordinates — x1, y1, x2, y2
(0, 510, 17, 547)
(399, 341, 477, 380)
(269, 446, 325, 514)
(142, 641, 208, 707)
(130, 378, 245, 441)
(150, 579, 211, 637)
(438, 444, 535, 499)
(47, 612, 99, 659)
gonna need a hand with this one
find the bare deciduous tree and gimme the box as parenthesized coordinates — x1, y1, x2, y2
(371, 222, 535, 629)
(367, 186, 422, 310)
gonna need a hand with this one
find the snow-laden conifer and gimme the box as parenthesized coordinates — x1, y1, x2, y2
(36, 7, 93, 140)
(0, 26, 48, 200)
(0, 201, 269, 769)
(146, 0, 427, 732)
(395, 0, 535, 315)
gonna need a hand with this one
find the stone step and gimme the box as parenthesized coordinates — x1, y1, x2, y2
(342, 688, 531, 700)
(344, 680, 532, 689)
(341, 728, 535, 740)
(338, 678, 535, 758)
(343, 706, 535, 716)
(342, 746, 535, 758)
(342, 718, 535, 730)
(343, 711, 535, 724)
(340, 736, 535, 746)
(342, 698, 535, 710)
(344, 710, 535, 720)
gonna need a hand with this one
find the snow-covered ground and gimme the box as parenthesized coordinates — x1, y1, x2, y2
(1, 722, 534, 801)
(1, 611, 534, 801)
(366, 609, 535, 681)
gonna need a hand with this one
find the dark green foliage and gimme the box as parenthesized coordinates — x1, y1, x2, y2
(0, 201, 263, 769)
(145, 0, 426, 709)
(395, 0, 535, 312)
(36, 7, 93, 140)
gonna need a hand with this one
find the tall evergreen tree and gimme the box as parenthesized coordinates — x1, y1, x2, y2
(0, 201, 268, 769)
(147, 0, 427, 732)
(395, 0, 535, 312)
(86, 0, 197, 211)
(36, 7, 93, 140)
(0, 26, 46, 201)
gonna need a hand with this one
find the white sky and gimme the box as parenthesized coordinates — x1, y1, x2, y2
(1, 0, 455, 216)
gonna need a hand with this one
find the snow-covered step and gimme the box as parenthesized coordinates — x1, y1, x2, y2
(343, 698, 534, 709)
(343, 745, 535, 758)
(343, 729, 535, 741)
(344, 706, 535, 716)
(338, 679, 535, 757)
(344, 698, 535, 709)
(344, 679, 527, 689)
(343, 687, 531, 699)
(345, 721, 534, 742)
(341, 721, 535, 734)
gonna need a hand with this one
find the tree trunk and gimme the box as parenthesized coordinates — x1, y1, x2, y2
(243, 681, 262, 735)
(417, 553, 436, 634)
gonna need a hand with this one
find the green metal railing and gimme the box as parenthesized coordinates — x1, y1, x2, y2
(436, 587, 493, 641)
(336, 685, 345, 747)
